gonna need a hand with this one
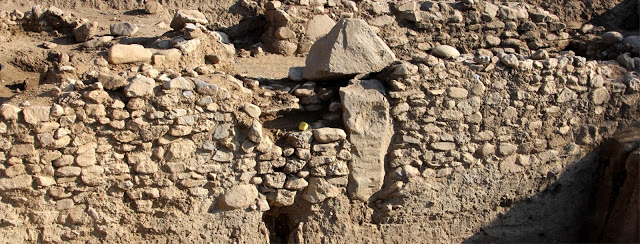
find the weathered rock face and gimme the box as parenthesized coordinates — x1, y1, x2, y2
(303, 18, 396, 81)
(340, 79, 392, 201)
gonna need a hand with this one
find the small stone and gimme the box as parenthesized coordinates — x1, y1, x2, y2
(194, 80, 219, 95)
(268, 189, 296, 207)
(301, 177, 339, 204)
(432, 45, 460, 59)
(83, 36, 114, 48)
(501, 54, 519, 69)
(591, 88, 610, 105)
(73, 22, 98, 42)
(98, 73, 127, 90)
(4, 165, 26, 177)
(55, 166, 81, 177)
(206, 54, 222, 64)
(531, 49, 549, 60)
(218, 184, 258, 210)
(498, 143, 517, 156)
(43, 42, 57, 49)
(557, 88, 577, 103)
(447, 87, 468, 99)
(23, 106, 51, 125)
(134, 159, 158, 174)
(391, 62, 418, 76)
(0, 175, 32, 191)
(274, 27, 295, 40)
(601, 31, 623, 45)
(263, 172, 286, 189)
(312, 128, 347, 143)
(34, 176, 56, 187)
(431, 142, 456, 151)
(0, 104, 19, 120)
(266, 1, 282, 9)
(125, 76, 156, 97)
(145, 1, 164, 14)
(163, 77, 194, 90)
(477, 143, 495, 157)
(170, 10, 208, 30)
(284, 176, 309, 190)
(110, 22, 139, 36)
(56, 199, 74, 211)
(242, 103, 261, 118)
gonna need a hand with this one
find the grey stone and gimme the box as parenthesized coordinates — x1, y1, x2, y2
(340, 79, 392, 201)
(194, 80, 219, 95)
(288, 67, 304, 81)
(303, 18, 395, 81)
(501, 54, 519, 69)
(601, 31, 624, 45)
(110, 22, 139, 36)
(305, 14, 335, 42)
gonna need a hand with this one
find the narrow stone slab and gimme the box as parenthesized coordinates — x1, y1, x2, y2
(340, 79, 392, 201)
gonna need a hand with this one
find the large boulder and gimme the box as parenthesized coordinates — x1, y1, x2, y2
(340, 79, 392, 201)
(303, 18, 396, 81)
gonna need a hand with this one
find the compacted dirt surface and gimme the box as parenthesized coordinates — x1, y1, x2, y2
(0, 0, 638, 243)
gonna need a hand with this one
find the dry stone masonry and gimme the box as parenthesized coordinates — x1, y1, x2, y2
(0, 0, 638, 243)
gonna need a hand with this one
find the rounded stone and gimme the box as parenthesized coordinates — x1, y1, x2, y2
(432, 45, 460, 59)
(219, 184, 259, 210)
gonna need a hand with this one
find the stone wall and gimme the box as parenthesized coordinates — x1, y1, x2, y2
(258, 0, 571, 59)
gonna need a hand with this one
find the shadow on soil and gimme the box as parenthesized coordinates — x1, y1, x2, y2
(463, 123, 640, 243)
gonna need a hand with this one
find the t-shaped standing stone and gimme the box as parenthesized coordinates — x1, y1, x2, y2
(340, 79, 392, 201)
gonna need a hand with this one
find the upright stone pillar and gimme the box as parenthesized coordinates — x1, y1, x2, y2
(340, 79, 392, 201)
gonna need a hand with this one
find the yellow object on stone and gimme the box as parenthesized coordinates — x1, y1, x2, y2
(299, 122, 309, 131)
